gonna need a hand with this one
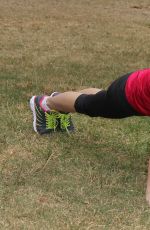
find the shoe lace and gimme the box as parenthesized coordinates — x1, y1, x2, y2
(58, 113, 71, 134)
(45, 111, 59, 131)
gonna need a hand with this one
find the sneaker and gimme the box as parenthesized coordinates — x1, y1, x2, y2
(50, 92, 75, 133)
(30, 96, 59, 134)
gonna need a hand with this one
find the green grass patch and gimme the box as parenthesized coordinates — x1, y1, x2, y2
(1, 0, 150, 229)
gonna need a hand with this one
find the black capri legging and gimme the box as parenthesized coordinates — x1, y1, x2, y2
(74, 73, 141, 119)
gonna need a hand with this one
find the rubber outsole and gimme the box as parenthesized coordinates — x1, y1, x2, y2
(30, 96, 37, 133)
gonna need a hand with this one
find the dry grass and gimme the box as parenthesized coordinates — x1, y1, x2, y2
(1, 0, 150, 229)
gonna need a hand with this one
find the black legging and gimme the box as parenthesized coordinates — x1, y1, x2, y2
(74, 73, 141, 119)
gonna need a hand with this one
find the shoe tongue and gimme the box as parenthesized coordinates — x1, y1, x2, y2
(40, 96, 50, 112)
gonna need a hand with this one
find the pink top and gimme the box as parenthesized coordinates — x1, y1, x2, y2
(125, 69, 150, 115)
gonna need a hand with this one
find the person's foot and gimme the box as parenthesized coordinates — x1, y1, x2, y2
(30, 96, 59, 134)
(50, 92, 75, 133)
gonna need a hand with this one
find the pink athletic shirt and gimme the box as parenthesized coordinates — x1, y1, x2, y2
(125, 68, 150, 116)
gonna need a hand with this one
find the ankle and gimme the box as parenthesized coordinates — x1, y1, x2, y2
(46, 97, 55, 111)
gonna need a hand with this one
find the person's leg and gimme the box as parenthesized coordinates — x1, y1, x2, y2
(79, 88, 102, 94)
(30, 72, 141, 134)
(46, 73, 140, 118)
(29, 88, 102, 134)
(46, 88, 102, 113)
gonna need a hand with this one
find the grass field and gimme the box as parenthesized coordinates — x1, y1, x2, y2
(0, 0, 150, 229)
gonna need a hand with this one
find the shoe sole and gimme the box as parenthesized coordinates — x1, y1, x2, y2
(30, 96, 37, 133)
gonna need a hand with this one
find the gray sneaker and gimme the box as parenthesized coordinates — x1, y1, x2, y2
(30, 95, 59, 134)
